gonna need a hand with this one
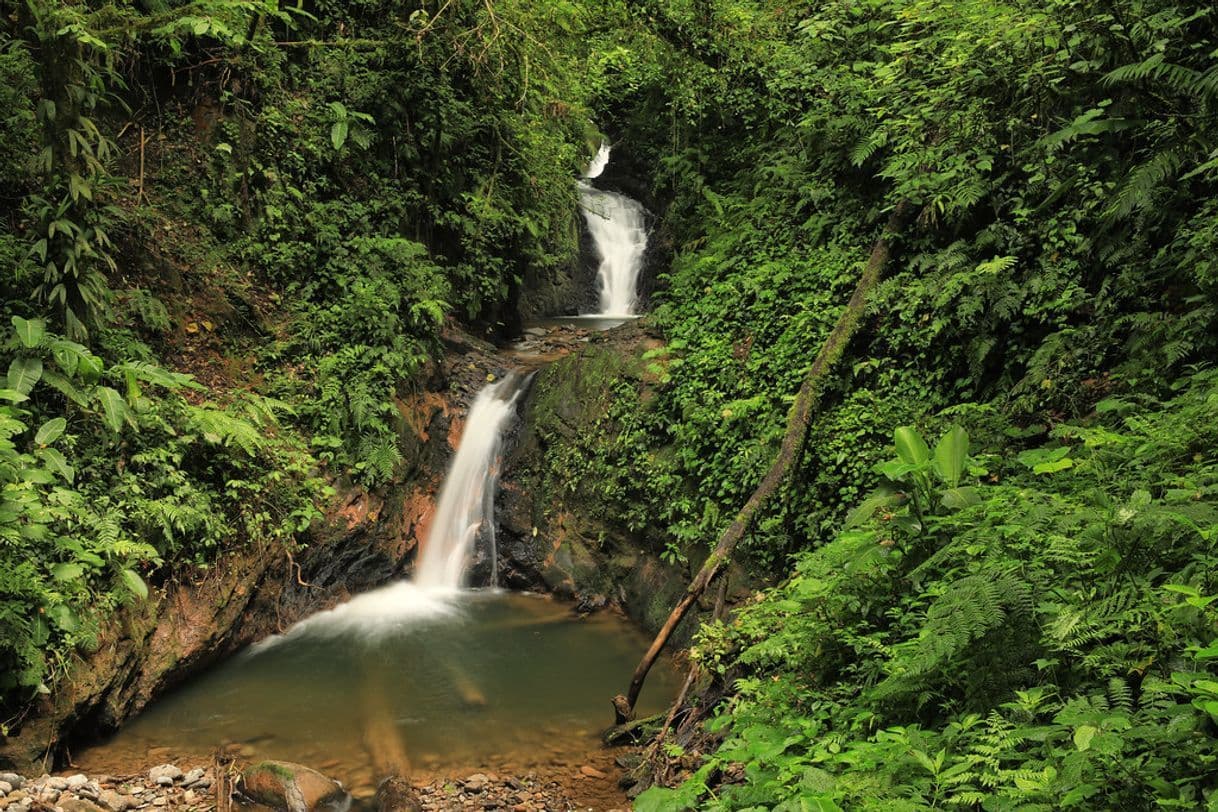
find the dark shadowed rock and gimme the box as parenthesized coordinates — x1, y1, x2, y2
(374, 776, 422, 812)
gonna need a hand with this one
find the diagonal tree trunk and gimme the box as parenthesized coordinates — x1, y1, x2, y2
(616, 201, 914, 720)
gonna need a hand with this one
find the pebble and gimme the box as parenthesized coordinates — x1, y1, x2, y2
(46, 778, 68, 791)
(578, 765, 607, 779)
(0, 782, 10, 795)
(0, 777, 21, 791)
(180, 769, 205, 787)
(65, 776, 88, 790)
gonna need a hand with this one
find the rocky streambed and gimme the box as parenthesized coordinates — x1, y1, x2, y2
(0, 756, 638, 812)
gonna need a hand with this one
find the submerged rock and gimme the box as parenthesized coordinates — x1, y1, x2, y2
(238, 761, 350, 812)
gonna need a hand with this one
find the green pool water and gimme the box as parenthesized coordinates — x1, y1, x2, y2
(77, 586, 678, 793)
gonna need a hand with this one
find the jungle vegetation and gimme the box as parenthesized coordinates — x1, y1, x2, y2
(2, 0, 1217, 809)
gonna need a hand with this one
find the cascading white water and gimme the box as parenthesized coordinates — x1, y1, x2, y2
(586, 142, 611, 180)
(254, 374, 528, 646)
(414, 373, 526, 591)
(580, 144, 648, 317)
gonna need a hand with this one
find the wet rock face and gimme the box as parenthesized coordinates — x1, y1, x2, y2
(238, 761, 350, 812)
(496, 323, 737, 643)
(516, 237, 600, 321)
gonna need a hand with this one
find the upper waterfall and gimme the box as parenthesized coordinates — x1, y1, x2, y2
(414, 373, 527, 590)
(580, 144, 648, 317)
(585, 142, 611, 179)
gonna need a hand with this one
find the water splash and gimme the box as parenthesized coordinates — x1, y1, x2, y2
(414, 372, 528, 590)
(579, 144, 648, 317)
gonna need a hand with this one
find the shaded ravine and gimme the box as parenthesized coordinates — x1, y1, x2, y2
(0, 145, 704, 812)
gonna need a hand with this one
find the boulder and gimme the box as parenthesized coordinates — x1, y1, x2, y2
(238, 761, 350, 812)
(373, 777, 421, 812)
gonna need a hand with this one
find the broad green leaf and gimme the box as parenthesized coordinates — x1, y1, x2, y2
(1017, 445, 1073, 474)
(77, 352, 104, 383)
(41, 369, 88, 406)
(48, 604, 79, 633)
(1034, 456, 1074, 475)
(51, 562, 84, 581)
(331, 120, 349, 150)
(1194, 641, 1218, 660)
(21, 467, 55, 485)
(35, 417, 66, 445)
(37, 447, 74, 483)
(876, 460, 921, 481)
(0, 388, 29, 403)
(76, 550, 104, 568)
(1073, 724, 1098, 751)
(941, 486, 982, 510)
(894, 426, 930, 466)
(12, 316, 45, 348)
(844, 490, 902, 528)
(933, 425, 968, 487)
(7, 357, 43, 395)
(120, 568, 149, 600)
(96, 386, 128, 433)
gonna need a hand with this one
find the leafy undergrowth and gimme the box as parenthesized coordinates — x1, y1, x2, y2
(640, 371, 1218, 809)
(0, 315, 328, 715)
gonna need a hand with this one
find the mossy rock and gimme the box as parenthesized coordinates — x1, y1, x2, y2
(238, 761, 350, 812)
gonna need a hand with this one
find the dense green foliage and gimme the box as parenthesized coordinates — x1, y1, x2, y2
(563, 0, 1218, 807)
(0, 0, 597, 720)
(3, 0, 1217, 804)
